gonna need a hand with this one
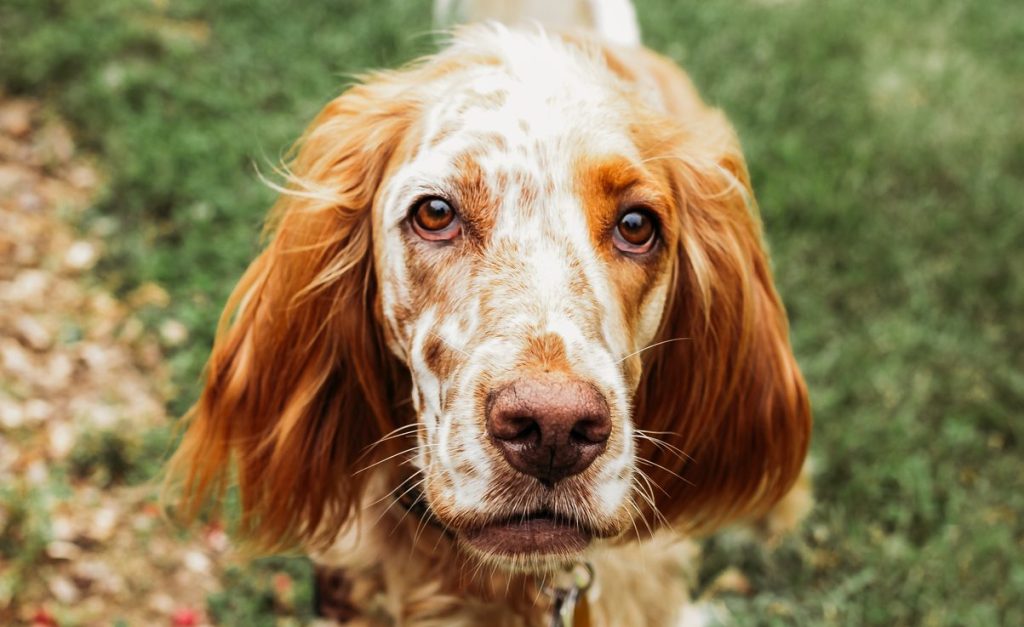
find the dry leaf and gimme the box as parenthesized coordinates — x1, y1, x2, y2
(63, 240, 98, 272)
(159, 319, 189, 346)
(47, 574, 80, 604)
(0, 100, 34, 137)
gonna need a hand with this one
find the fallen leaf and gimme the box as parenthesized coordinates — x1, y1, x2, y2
(149, 592, 176, 614)
(159, 319, 189, 346)
(14, 315, 52, 350)
(25, 459, 48, 485)
(46, 540, 81, 561)
(705, 566, 753, 597)
(47, 574, 80, 604)
(0, 100, 34, 137)
(24, 399, 54, 424)
(0, 400, 25, 429)
(47, 422, 76, 459)
(88, 506, 119, 542)
(128, 282, 171, 308)
(63, 240, 98, 272)
(183, 549, 211, 574)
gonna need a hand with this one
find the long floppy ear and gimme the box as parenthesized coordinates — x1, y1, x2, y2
(167, 73, 418, 552)
(636, 112, 812, 534)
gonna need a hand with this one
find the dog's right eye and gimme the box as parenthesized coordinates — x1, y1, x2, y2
(411, 197, 461, 241)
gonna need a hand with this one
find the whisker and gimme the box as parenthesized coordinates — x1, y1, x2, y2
(616, 337, 691, 364)
(431, 512, 455, 554)
(353, 443, 433, 476)
(626, 498, 652, 575)
(390, 485, 427, 536)
(357, 423, 420, 460)
(373, 476, 426, 528)
(636, 428, 690, 439)
(369, 422, 420, 443)
(632, 469, 671, 529)
(633, 465, 670, 499)
(636, 457, 697, 487)
(636, 428, 681, 437)
(633, 467, 663, 505)
(635, 432, 695, 463)
(370, 470, 423, 507)
(624, 497, 644, 542)
(624, 497, 655, 563)
(405, 481, 441, 551)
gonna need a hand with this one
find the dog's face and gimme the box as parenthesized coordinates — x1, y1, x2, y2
(170, 27, 811, 568)
(372, 47, 677, 563)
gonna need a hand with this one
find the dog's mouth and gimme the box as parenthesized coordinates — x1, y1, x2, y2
(459, 509, 594, 557)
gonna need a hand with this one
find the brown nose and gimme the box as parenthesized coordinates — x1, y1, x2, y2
(486, 378, 611, 486)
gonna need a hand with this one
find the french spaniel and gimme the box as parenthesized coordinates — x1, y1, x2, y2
(170, 1, 812, 624)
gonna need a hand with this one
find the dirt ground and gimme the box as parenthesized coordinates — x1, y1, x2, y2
(0, 98, 226, 626)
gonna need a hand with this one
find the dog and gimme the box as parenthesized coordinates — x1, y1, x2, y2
(169, 1, 812, 624)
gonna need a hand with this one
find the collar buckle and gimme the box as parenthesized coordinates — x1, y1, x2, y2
(545, 562, 594, 627)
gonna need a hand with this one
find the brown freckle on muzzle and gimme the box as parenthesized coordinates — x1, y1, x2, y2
(522, 333, 571, 374)
(422, 334, 455, 378)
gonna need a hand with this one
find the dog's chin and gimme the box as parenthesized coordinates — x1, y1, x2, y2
(455, 511, 599, 573)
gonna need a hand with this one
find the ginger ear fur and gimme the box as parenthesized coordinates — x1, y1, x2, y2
(635, 113, 812, 535)
(165, 73, 421, 552)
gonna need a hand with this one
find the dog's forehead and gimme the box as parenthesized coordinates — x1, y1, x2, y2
(380, 55, 641, 229)
(426, 65, 631, 151)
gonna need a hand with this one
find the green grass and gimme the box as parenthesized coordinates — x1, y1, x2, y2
(3, 0, 1022, 623)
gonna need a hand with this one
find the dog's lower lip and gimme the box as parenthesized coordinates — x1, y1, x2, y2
(460, 512, 592, 556)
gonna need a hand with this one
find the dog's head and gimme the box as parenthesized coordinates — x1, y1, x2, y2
(171, 27, 810, 569)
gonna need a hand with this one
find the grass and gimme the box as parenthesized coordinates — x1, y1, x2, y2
(3, 0, 1022, 623)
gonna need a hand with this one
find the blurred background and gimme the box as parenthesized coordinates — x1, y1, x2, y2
(1, 0, 1021, 624)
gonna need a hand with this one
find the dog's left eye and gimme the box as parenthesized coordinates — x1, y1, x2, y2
(411, 197, 461, 241)
(613, 208, 657, 254)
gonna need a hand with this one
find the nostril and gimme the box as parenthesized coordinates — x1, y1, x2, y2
(570, 415, 612, 444)
(493, 415, 539, 443)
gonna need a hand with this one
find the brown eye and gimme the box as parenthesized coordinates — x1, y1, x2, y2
(613, 209, 657, 253)
(411, 197, 460, 240)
